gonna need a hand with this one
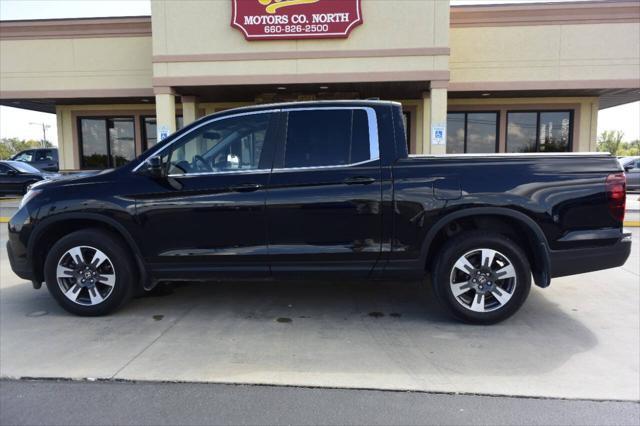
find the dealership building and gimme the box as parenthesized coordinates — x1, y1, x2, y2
(0, 0, 639, 171)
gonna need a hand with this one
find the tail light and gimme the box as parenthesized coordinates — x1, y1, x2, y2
(606, 173, 626, 222)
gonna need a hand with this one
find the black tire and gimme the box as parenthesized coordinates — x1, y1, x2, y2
(44, 228, 135, 316)
(432, 231, 531, 324)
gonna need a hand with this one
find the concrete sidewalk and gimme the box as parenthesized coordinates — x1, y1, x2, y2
(1, 227, 638, 401)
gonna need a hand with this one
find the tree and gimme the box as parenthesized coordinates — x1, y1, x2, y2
(0, 137, 53, 160)
(597, 130, 625, 155)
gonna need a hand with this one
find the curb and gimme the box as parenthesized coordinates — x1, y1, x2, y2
(0, 217, 9, 223)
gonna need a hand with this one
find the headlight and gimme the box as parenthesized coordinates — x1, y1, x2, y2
(19, 189, 42, 209)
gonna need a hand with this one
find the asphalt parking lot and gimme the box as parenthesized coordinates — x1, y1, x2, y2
(0, 222, 638, 402)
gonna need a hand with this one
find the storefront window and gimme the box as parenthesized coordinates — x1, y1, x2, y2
(447, 113, 465, 154)
(446, 112, 498, 154)
(79, 117, 135, 169)
(539, 112, 572, 152)
(507, 111, 572, 153)
(402, 111, 411, 153)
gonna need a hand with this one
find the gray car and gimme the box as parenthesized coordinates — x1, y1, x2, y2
(619, 156, 640, 191)
(10, 148, 59, 172)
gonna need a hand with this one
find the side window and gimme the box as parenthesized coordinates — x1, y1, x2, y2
(284, 109, 371, 168)
(0, 164, 10, 174)
(35, 150, 53, 161)
(13, 151, 33, 162)
(160, 113, 272, 175)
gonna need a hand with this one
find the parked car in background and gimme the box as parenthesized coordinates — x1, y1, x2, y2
(10, 148, 59, 172)
(6, 101, 631, 323)
(0, 160, 56, 195)
(618, 156, 640, 191)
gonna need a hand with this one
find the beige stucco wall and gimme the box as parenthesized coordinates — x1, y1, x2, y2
(151, 0, 450, 82)
(0, 36, 153, 92)
(450, 23, 640, 84)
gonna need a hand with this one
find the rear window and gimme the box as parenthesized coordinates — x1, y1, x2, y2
(284, 109, 371, 168)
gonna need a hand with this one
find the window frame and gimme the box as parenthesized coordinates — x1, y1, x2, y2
(273, 106, 380, 172)
(134, 109, 281, 177)
(135, 107, 380, 176)
(77, 116, 136, 169)
(506, 110, 574, 153)
(446, 111, 500, 154)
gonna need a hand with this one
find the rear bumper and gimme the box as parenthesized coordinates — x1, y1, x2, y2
(550, 232, 632, 278)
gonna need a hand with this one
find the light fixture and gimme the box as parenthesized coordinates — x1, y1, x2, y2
(319, 86, 329, 90)
(481, 93, 491, 97)
(141, 98, 150, 103)
(277, 86, 287, 90)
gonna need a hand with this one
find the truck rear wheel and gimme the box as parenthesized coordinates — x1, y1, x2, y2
(44, 229, 135, 316)
(432, 231, 531, 324)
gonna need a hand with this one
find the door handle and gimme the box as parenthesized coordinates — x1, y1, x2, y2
(229, 183, 263, 192)
(343, 176, 375, 185)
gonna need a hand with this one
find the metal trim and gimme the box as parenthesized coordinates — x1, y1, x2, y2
(140, 106, 380, 176)
(132, 109, 281, 173)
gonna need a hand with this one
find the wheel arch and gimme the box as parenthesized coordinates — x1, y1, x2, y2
(28, 213, 148, 290)
(421, 207, 551, 288)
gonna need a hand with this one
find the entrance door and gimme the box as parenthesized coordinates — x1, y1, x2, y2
(134, 110, 280, 280)
(266, 107, 383, 278)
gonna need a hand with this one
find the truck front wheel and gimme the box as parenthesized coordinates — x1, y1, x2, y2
(432, 231, 531, 324)
(44, 229, 135, 316)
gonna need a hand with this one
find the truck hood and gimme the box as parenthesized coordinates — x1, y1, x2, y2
(30, 169, 113, 190)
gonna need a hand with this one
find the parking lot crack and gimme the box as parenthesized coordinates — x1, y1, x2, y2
(109, 304, 197, 380)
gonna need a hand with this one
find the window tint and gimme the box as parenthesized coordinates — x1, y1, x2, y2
(35, 149, 54, 161)
(447, 112, 498, 154)
(80, 119, 108, 168)
(539, 112, 571, 152)
(79, 117, 135, 169)
(446, 113, 465, 154)
(507, 111, 572, 153)
(507, 112, 537, 153)
(284, 109, 371, 168)
(160, 113, 271, 175)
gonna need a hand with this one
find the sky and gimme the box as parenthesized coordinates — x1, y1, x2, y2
(0, 0, 638, 144)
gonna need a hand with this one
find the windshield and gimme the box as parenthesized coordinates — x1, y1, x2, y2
(6, 160, 40, 174)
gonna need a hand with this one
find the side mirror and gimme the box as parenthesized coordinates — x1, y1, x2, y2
(624, 164, 634, 172)
(147, 156, 165, 179)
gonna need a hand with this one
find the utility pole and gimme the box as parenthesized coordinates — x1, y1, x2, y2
(29, 122, 51, 147)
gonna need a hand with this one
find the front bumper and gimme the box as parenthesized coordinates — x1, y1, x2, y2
(6, 239, 33, 281)
(550, 232, 632, 278)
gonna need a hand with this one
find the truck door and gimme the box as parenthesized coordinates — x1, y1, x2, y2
(133, 110, 279, 280)
(266, 107, 383, 278)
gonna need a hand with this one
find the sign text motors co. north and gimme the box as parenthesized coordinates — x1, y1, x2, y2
(231, 0, 363, 40)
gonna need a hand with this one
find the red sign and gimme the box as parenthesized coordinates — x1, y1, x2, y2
(231, 0, 363, 40)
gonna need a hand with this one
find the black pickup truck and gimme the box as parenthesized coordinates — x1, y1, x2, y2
(7, 101, 631, 323)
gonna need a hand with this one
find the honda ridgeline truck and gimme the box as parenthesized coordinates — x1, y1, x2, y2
(7, 101, 631, 323)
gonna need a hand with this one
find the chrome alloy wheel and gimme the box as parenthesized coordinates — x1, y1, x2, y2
(56, 246, 116, 306)
(449, 248, 517, 313)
